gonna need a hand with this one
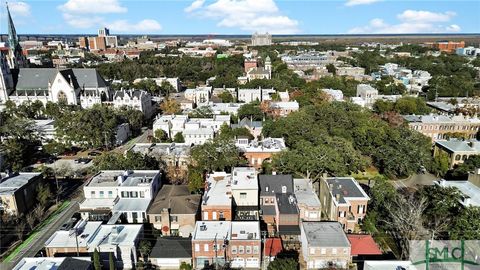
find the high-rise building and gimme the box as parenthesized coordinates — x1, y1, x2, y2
(251, 32, 272, 46)
(98, 27, 110, 37)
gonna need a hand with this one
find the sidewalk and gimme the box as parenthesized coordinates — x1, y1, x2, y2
(0, 200, 80, 270)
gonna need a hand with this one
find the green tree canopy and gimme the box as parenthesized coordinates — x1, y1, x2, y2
(191, 137, 245, 172)
(93, 151, 159, 170)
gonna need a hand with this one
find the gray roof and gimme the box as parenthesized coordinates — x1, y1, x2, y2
(260, 205, 276, 216)
(57, 258, 92, 270)
(148, 185, 201, 215)
(326, 177, 369, 204)
(0, 172, 41, 195)
(435, 140, 480, 153)
(15, 68, 107, 91)
(114, 89, 145, 99)
(150, 237, 192, 259)
(302, 222, 350, 247)
(259, 175, 294, 196)
(232, 117, 263, 129)
(276, 193, 299, 215)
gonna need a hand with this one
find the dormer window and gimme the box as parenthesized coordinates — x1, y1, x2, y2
(281, 186, 287, 193)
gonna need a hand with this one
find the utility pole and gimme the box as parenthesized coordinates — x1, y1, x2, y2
(75, 228, 80, 256)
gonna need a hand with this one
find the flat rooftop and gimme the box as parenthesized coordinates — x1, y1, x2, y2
(113, 198, 152, 212)
(0, 172, 41, 195)
(45, 220, 102, 248)
(326, 177, 369, 204)
(231, 167, 258, 190)
(293, 179, 321, 207)
(302, 222, 350, 248)
(86, 170, 159, 188)
(203, 172, 231, 206)
(87, 224, 143, 249)
(231, 221, 260, 240)
(193, 221, 230, 240)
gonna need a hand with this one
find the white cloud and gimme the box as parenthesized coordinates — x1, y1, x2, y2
(58, 0, 127, 14)
(348, 10, 461, 34)
(185, 0, 300, 34)
(108, 19, 162, 33)
(345, 0, 380, 6)
(397, 10, 455, 22)
(8, 1, 31, 17)
(184, 0, 205, 13)
(62, 13, 104, 29)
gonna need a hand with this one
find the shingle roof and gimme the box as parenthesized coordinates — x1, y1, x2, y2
(15, 68, 107, 91)
(150, 237, 192, 259)
(326, 177, 369, 204)
(259, 175, 294, 196)
(147, 185, 201, 215)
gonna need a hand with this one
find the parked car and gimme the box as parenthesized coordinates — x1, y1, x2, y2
(74, 158, 92, 164)
(87, 151, 101, 157)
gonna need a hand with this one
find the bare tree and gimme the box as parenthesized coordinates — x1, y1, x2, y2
(33, 204, 44, 222)
(16, 220, 26, 241)
(383, 194, 428, 259)
(26, 212, 36, 230)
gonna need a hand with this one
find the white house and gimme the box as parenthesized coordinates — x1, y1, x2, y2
(79, 170, 161, 223)
(237, 87, 276, 103)
(112, 89, 154, 118)
(184, 86, 211, 105)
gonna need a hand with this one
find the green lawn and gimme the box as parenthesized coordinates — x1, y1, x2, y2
(3, 200, 71, 263)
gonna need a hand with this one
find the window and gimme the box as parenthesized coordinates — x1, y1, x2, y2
(90, 191, 95, 198)
(240, 193, 247, 199)
(253, 246, 259, 254)
(108, 191, 113, 198)
(121, 191, 128, 198)
(213, 212, 217, 220)
(171, 216, 178, 222)
(140, 191, 145, 198)
(154, 216, 161, 222)
(99, 191, 104, 198)
(238, 246, 244, 254)
(204, 244, 209, 252)
(195, 244, 200, 252)
(332, 248, 337, 255)
(219, 212, 224, 219)
(321, 248, 326, 255)
(281, 186, 287, 193)
(310, 248, 315, 255)
(132, 212, 138, 222)
(231, 246, 237, 254)
(246, 246, 251, 254)
(203, 212, 209, 220)
(344, 248, 348, 255)
(130, 191, 138, 198)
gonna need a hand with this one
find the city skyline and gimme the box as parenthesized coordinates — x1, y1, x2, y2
(0, 0, 479, 35)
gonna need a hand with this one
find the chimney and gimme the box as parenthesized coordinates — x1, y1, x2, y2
(335, 193, 341, 202)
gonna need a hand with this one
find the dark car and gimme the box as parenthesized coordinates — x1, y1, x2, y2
(74, 158, 92, 164)
(87, 151, 101, 157)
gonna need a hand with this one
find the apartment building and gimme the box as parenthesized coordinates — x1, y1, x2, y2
(202, 172, 233, 221)
(192, 221, 261, 269)
(320, 177, 370, 232)
(425, 41, 465, 53)
(300, 222, 351, 269)
(403, 114, 480, 141)
(79, 170, 161, 223)
(231, 167, 258, 221)
(147, 185, 201, 237)
(0, 172, 42, 216)
(128, 143, 191, 170)
(356, 84, 378, 108)
(236, 137, 287, 168)
(294, 178, 321, 221)
(184, 86, 211, 105)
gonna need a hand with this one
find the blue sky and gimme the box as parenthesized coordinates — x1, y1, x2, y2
(0, 0, 479, 35)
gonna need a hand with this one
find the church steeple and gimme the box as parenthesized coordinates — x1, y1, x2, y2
(7, 2, 19, 50)
(5, 2, 26, 69)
